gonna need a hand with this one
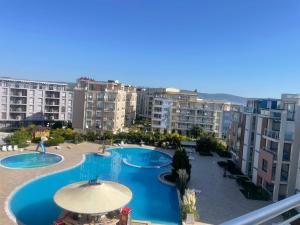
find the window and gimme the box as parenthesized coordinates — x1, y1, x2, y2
(1, 112, 6, 119)
(262, 159, 268, 172)
(283, 143, 291, 161)
(1, 96, 7, 103)
(284, 103, 295, 121)
(86, 111, 92, 119)
(2, 88, 7, 95)
(96, 102, 103, 110)
(96, 111, 102, 118)
(87, 102, 93, 109)
(1, 104, 7, 111)
(281, 164, 289, 182)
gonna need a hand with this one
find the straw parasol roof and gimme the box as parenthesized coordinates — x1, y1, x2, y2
(54, 180, 132, 215)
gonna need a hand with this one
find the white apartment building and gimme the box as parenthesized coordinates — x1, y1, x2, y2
(137, 87, 240, 137)
(72, 78, 136, 133)
(0, 77, 73, 127)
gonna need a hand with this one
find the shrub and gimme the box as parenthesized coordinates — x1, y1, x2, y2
(45, 136, 64, 147)
(226, 160, 243, 175)
(63, 128, 75, 140)
(216, 150, 232, 158)
(177, 169, 189, 197)
(181, 189, 198, 220)
(5, 128, 31, 148)
(240, 182, 270, 201)
(217, 161, 227, 168)
(85, 130, 97, 142)
(171, 148, 192, 181)
(73, 132, 85, 144)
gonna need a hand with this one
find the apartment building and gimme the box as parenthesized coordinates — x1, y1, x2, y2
(0, 77, 73, 127)
(72, 78, 136, 132)
(124, 85, 137, 126)
(226, 108, 245, 168)
(228, 95, 300, 202)
(137, 87, 240, 137)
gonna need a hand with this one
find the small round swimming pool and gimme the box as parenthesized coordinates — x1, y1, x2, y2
(0, 153, 63, 169)
(122, 148, 171, 168)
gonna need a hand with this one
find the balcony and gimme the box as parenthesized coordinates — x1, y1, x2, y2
(45, 100, 59, 106)
(264, 129, 280, 140)
(220, 193, 300, 225)
(10, 100, 27, 105)
(263, 147, 278, 160)
(260, 109, 282, 119)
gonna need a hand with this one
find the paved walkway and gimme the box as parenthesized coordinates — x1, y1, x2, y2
(188, 153, 277, 224)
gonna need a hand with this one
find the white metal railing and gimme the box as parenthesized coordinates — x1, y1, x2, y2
(220, 193, 300, 225)
(264, 128, 280, 140)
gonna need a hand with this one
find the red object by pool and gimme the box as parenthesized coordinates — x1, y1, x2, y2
(121, 207, 132, 215)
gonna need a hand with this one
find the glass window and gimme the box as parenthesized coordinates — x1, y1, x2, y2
(284, 103, 295, 121)
(283, 143, 291, 161)
(262, 159, 268, 172)
(86, 111, 92, 119)
(281, 164, 289, 182)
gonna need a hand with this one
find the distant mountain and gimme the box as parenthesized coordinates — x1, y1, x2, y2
(198, 93, 247, 105)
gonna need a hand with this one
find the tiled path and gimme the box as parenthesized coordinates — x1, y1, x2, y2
(188, 153, 279, 224)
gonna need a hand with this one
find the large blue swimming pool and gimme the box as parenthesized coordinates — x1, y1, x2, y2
(9, 147, 180, 225)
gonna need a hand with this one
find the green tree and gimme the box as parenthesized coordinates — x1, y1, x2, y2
(171, 147, 192, 180)
(5, 128, 31, 148)
(189, 125, 205, 139)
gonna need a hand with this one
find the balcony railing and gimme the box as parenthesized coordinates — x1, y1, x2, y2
(221, 193, 300, 225)
(264, 129, 280, 140)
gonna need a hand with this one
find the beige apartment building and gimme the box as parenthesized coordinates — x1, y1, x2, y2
(72, 78, 136, 132)
(228, 95, 300, 202)
(124, 85, 137, 126)
(137, 87, 239, 138)
(0, 77, 73, 127)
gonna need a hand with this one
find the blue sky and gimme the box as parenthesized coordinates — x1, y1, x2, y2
(0, 0, 299, 98)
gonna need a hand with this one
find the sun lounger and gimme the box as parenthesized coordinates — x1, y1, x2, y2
(7, 145, 13, 151)
(2, 145, 7, 151)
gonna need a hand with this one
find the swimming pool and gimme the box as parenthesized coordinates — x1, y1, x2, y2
(0, 153, 63, 169)
(9, 147, 180, 225)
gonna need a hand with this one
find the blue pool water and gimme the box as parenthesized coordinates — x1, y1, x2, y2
(0, 153, 63, 169)
(10, 148, 180, 225)
(123, 148, 171, 168)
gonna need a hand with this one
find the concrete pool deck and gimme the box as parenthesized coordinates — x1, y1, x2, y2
(0, 143, 279, 225)
(187, 152, 281, 224)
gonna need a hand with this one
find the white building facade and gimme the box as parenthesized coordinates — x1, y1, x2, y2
(0, 77, 73, 127)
